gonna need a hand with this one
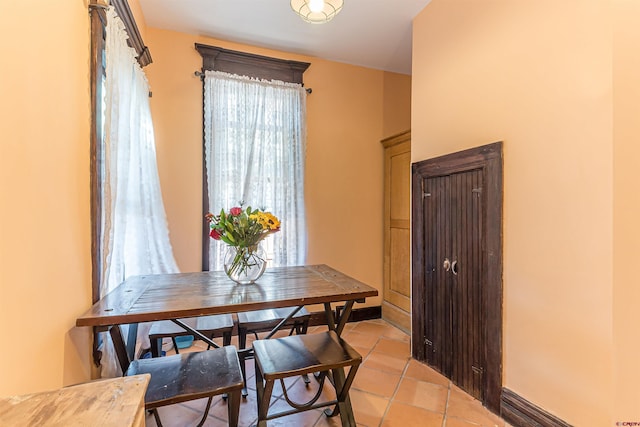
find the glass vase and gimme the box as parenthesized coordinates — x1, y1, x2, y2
(223, 244, 266, 284)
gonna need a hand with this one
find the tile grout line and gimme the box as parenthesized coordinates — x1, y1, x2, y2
(347, 331, 385, 427)
(360, 332, 385, 427)
(151, 321, 505, 426)
(313, 328, 385, 427)
(441, 380, 452, 427)
(183, 323, 412, 426)
(376, 350, 411, 427)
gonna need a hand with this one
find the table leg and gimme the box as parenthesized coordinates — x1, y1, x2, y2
(335, 300, 354, 336)
(171, 318, 220, 348)
(321, 300, 357, 426)
(109, 325, 132, 373)
(264, 305, 304, 339)
(324, 302, 336, 330)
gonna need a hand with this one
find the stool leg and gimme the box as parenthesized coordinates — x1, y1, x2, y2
(324, 367, 357, 427)
(195, 397, 213, 427)
(204, 333, 212, 350)
(171, 337, 180, 354)
(151, 337, 161, 358)
(294, 320, 312, 385)
(223, 330, 232, 347)
(302, 373, 311, 385)
(255, 364, 273, 427)
(227, 389, 241, 427)
(238, 327, 249, 397)
(151, 408, 163, 427)
(298, 319, 309, 335)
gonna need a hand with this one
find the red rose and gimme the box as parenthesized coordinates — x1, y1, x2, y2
(209, 228, 222, 240)
(229, 207, 242, 216)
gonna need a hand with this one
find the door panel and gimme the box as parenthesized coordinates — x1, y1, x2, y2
(450, 169, 484, 400)
(411, 141, 503, 412)
(389, 226, 411, 310)
(422, 175, 451, 372)
(382, 134, 411, 331)
(388, 149, 411, 310)
(390, 151, 411, 221)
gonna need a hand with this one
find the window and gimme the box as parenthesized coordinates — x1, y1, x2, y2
(196, 45, 311, 271)
(89, 1, 177, 373)
(89, 0, 152, 306)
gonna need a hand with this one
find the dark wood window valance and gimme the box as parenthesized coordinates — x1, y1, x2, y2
(195, 43, 310, 84)
(112, 0, 152, 67)
(90, 0, 152, 67)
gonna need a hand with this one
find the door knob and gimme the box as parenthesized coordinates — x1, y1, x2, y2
(451, 260, 458, 275)
(443, 258, 451, 271)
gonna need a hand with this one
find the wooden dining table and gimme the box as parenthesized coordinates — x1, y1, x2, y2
(76, 264, 378, 426)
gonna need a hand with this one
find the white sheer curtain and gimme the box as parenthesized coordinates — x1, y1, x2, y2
(100, 6, 179, 377)
(204, 70, 307, 270)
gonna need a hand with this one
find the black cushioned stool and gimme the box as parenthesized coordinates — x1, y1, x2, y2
(149, 314, 234, 358)
(237, 307, 310, 396)
(252, 331, 362, 427)
(111, 325, 243, 427)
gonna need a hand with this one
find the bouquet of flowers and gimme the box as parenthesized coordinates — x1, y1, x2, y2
(206, 205, 281, 280)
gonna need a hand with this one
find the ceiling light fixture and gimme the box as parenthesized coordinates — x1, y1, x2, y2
(290, 0, 344, 24)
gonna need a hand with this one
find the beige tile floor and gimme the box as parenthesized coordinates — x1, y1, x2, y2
(146, 319, 509, 427)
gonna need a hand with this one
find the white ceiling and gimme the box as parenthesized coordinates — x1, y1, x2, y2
(139, 0, 432, 75)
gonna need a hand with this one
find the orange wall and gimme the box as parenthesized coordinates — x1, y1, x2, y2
(383, 72, 411, 137)
(413, 1, 614, 425)
(612, 0, 640, 420)
(0, 1, 92, 395)
(127, 0, 148, 40)
(144, 28, 410, 307)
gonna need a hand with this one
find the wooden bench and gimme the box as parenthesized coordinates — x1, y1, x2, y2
(111, 325, 243, 427)
(237, 307, 311, 396)
(252, 331, 362, 427)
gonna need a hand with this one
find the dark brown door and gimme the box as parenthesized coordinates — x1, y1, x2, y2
(412, 142, 503, 412)
(421, 169, 484, 400)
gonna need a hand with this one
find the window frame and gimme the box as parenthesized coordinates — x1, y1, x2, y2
(89, 0, 151, 365)
(195, 44, 310, 270)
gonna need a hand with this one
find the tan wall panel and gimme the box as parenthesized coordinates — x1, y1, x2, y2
(0, 0, 93, 395)
(612, 0, 640, 420)
(413, 1, 614, 425)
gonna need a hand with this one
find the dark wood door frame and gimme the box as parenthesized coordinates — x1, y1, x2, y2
(411, 141, 503, 413)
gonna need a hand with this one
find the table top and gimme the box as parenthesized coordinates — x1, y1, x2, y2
(76, 264, 378, 328)
(0, 375, 149, 427)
